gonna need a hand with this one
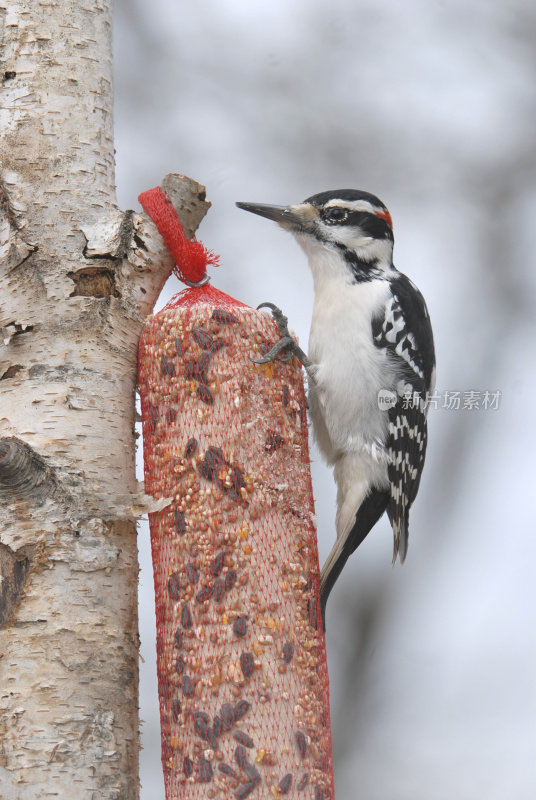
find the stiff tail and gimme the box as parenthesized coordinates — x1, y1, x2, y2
(320, 488, 389, 628)
(387, 507, 409, 564)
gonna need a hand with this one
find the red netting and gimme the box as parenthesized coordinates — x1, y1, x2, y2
(138, 283, 334, 799)
(139, 187, 220, 284)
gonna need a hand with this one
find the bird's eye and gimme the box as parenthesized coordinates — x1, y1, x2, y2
(324, 207, 349, 224)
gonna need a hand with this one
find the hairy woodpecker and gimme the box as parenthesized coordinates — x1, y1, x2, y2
(236, 190, 435, 624)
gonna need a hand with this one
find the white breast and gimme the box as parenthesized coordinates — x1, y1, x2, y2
(307, 275, 393, 464)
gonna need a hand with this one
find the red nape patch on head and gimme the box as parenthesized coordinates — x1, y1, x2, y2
(374, 208, 393, 229)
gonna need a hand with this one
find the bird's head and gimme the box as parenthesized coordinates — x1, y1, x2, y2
(237, 189, 395, 284)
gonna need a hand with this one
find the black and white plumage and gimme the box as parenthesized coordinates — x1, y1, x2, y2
(236, 190, 435, 625)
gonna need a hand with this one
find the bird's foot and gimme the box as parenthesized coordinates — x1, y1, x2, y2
(252, 302, 311, 369)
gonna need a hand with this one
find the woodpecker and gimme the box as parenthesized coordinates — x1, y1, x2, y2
(236, 190, 435, 625)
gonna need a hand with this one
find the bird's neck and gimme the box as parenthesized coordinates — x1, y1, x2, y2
(295, 233, 395, 290)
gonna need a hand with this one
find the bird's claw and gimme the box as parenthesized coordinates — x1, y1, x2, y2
(252, 302, 309, 367)
(256, 302, 290, 332)
(250, 336, 294, 364)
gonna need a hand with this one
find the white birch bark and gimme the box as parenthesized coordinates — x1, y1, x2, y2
(0, 2, 209, 797)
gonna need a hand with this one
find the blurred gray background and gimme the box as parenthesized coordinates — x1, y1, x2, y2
(113, 1, 535, 797)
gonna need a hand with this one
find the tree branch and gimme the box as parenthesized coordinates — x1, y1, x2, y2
(127, 173, 212, 317)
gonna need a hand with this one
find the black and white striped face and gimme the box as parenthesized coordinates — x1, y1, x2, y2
(237, 189, 395, 274)
(302, 189, 393, 248)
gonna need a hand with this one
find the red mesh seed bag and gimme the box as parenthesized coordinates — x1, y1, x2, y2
(138, 187, 334, 800)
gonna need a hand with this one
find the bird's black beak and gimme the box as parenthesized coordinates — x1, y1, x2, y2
(236, 201, 299, 228)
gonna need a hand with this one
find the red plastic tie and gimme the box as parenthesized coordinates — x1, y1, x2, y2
(138, 186, 219, 285)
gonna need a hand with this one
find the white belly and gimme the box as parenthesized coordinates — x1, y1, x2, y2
(308, 278, 393, 473)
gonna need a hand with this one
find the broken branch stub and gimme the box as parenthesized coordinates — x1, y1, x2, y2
(0, 436, 58, 502)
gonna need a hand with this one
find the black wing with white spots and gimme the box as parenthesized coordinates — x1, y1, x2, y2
(372, 272, 435, 562)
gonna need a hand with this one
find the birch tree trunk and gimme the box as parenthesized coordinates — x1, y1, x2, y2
(0, 2, 208, 797)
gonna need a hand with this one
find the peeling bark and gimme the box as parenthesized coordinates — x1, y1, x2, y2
(0, 1, 209, 797)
